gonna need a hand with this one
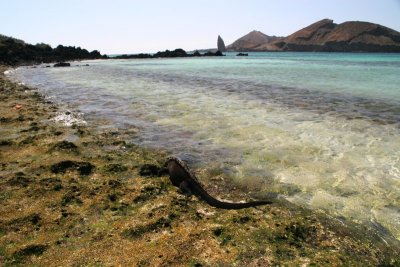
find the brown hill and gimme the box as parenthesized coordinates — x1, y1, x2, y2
(227, 30, 281, 51)
(274, 19, 400, 52)
(228, 19, 400, 52)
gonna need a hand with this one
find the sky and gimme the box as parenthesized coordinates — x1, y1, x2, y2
(1, 0, 400, 54)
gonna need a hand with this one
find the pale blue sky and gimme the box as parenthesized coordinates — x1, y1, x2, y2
(1, 0, 399, 54)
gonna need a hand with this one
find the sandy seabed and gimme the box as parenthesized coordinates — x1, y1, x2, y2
(0, 65, 399, 266)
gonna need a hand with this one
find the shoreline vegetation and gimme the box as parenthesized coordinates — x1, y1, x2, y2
(1, 67, 400, 266)
(0, 34, 223, 66)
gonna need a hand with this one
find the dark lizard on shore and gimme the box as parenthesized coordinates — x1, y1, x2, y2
(161, 156, 273, 209)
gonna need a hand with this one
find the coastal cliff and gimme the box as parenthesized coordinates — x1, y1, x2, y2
(228, 19, 400, 52)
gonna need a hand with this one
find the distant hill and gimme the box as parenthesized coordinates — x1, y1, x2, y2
(227, 30, 282, 51)
(227, 19, 400, 52)
(0, 34, 106, 65)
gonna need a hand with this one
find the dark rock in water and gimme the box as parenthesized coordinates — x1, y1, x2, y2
(236, 53, 248, 56)
(51, 141, 78, 152)
(0, 139, 14, 146)
(50, 160, 94, 175)
(153, 48, 187, 58)
(53, 62, 70, 67)
(203, 51, 224, 57)
(193, 50, 201, 57)
(217, 35, 226, 52)
(0, 117, 12, 123)
(114, 53, 153, 59)
(12, 244, 48, 258)
(108, 194, 118, 202)
(139, 164, 161, 177)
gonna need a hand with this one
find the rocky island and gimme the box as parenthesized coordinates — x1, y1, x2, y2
(227, 19, 400, 52)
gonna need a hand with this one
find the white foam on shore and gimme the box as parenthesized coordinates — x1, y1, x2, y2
(51, 111, 87, 127)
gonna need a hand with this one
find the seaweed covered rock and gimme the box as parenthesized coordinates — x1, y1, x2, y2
(50, 160, 94, 175)
(138, 163, 161, 177)
(50, 140, 78, 152)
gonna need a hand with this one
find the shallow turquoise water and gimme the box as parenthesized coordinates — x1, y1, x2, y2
(10, 52, 400, 240)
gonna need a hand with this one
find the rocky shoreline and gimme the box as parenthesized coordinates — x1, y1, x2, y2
(1, 66, 399, 266)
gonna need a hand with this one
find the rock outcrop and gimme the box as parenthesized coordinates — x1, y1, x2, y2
(217, 35, 226, 52)
(114, 49, 224, 59)
(53, 62, 71, 67)
(227, 19, 400, 52)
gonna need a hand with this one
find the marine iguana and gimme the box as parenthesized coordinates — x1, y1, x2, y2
(161, 156, 272, 209)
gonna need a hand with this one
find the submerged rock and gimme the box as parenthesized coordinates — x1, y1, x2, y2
(53, 62, 70, 67)
(12, 244, 48, 258)
(50, 140, 78, 152)
(139, 164, 161, 177)
(50, 160, 94, 175)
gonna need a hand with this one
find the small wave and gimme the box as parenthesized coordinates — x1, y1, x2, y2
(50, 111, 87, 126)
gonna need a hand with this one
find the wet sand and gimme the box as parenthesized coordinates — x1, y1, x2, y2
(1, 65, 399, 266)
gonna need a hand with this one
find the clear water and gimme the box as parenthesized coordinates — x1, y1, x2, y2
(10, 52, 400, 240)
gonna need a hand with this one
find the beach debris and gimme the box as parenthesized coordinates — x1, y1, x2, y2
(12, 104, 23, 111)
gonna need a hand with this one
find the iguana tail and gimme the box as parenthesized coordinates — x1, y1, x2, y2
(187, 178, 272, 209)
